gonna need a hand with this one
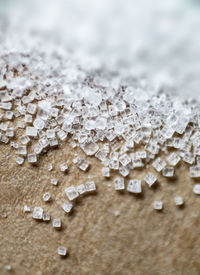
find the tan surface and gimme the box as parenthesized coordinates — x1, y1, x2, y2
(0, 141, 200, 275)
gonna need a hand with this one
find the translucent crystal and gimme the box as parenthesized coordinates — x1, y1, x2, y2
(102, 167, 110, 177)
(26, 126, 37, 137)
(20, 135, 30, 145)
(190, 166, 200, 178)
(152, 157, 166, 172)
(16, 157, 24, 165)
(24, 114, 33, 123)
(60, 163, 68, 172)
(46, 129, 55, 139)
(109, 159, 119, 170)
(57, 129, 67, 141)
(174, 196, 184, 206)
(33, 118, 45, 130)
(49, 137, 58, 147)
(119, 153, 131, 166)
(193, 184, 200, 195)
(51, 178, 58, 186)
(28, 154, 37, 163)
(77, 159, 89, 171)
(62, 201, 73, 213)
(27, 103, 37, 114)
(85, 181, 96, 192)
(114, 177, 125, 190)
(65, 186, 79, 200)
(167, 152, 181, 166)
(80, 141, 99, 156)
(6, 128, 14, 137)
(127, 179, 142, 193)
(17, 146, 27, 155)
(77, 184, 86, 194)
(24, 205, 31, 213)
(144, 172, 157, 187)
(58, 246, 67, 256)
(33, 207, 43, 219)
(153, 200, 163, 210)
(119, 166, 130, 177)
(48, 164, 53, 171)
(5, 111, 14, 120)
(43, 192, 51, 202)
(43, 213, 51, 221)
(52, 218, 62, 228)
(162, 167, 174, 177)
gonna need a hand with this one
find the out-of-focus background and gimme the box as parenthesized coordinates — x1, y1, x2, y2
(0, 0, 200, 98)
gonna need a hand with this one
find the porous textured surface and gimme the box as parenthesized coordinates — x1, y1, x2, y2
(1, 141, 200, 275)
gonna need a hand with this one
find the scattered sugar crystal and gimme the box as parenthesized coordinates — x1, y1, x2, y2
(65, 186, 79, 200)
(193, 184, 200, 195)
(52, 218, 62, 228)
(24, 205, 31, 213)
(114, 210, 120, 217)
(17, 146, 27, 155)
(1, 135, 9, 143)
(0, 102, 12, 110)
(26, 126, 37, 137)
(77, 159, 89, 171)
(33, 118, 45, 130)
(28, 154, 37, 163)
(174, 196, 184, 206)
(58, 246, 67, 256)
(24, 114, 32, 123)
(46, 129, 55, 139)
(16, 157, 24, 165)
(60, 163, 68, 172)
(152, 157, 166, 172)
(5, 111, 13, 120)
(51, 178, 58, 186)
(189, 166, 200, 178)
(6, 128, 14, 137)
(81, 141, 99, 156)
(48, 164, 53, 171)
(109, 159, 119, 170)
(62, 201, 73, 213)
(167, 152, 181, 166)
(77, 184, 86, 194)
(85, 181, 96, 192)
(5, 265, 12, 271)
(102, 167, 110, 177)
(43, 192, 51, 202)
(119, 166, 130, 177)
(119, 153, 131, 166)
(153, 200, 163, 210)
(144, 172, 157, 187)
(127, 179, 142, 193)
(33, 207, 43, 219)
(162, 167, 174, 177)
(20, 135, 30, 145)
(17, 121, 25, 128)
(114, 177, 125, 190)
(57, 129, 67, 141)
(49, 137, 58, 147)
(43, 213, 51, 221)
(182, 152, 195, 165)
(27, 103, 37, 114)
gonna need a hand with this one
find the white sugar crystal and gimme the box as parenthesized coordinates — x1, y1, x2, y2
(52, 218, 62, 228)
(65, 186, 79, 200)
(33, 207, 43, 219)
(51, 178, 58, 186)
(0, 102, 12, 110)
(153, 200, 163, 210)
(43, 213, 51, 221)
(28, 154, 37, 163)
(77, 159, 89, 171)
(48, 164, 53, 171)
(43, 192, 51, 202)
(26, 126, 37, 137)
(16, 157, 24, 165)
(114, 177, 125, 190)
(162, 167, 174, 177)
(24, 205, 31, 213)
(114, 210, 120, 217)
(24, 114, 32, 123)
(5, 111, 13, 120)
(85, 181, 96, 192)
(174, 196, 184, 206)
(152, 157, 166, 172)
(62, 201, 73, 213)
(27, 103, 37, 114)
(20, 135, 30, 145)
(6, 128, 14, 137)
(58, 246, 67, 256)
(127, 179, 142, 193)
(119, 153, 131, 166)
(119, 166, 130, 177)
(46, 129, 55, 139)
(190, 166, 200, 178)
(167, 152, 181, 166)
(5, 265, 12, 271)
(109, 159, 119, 170)
(193, 184, 200, 195)
(17, 146, 27, 155)
(102, 167, 110, 177)
(33, 118, 45, 130)
(81, 141, 99, 156)
(49, 137, 58, 147)
(57, 129, 67, 141)
(144, 172, 157, 187)
(60, 163, 68, 172)
(77, 184, 86, 194)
